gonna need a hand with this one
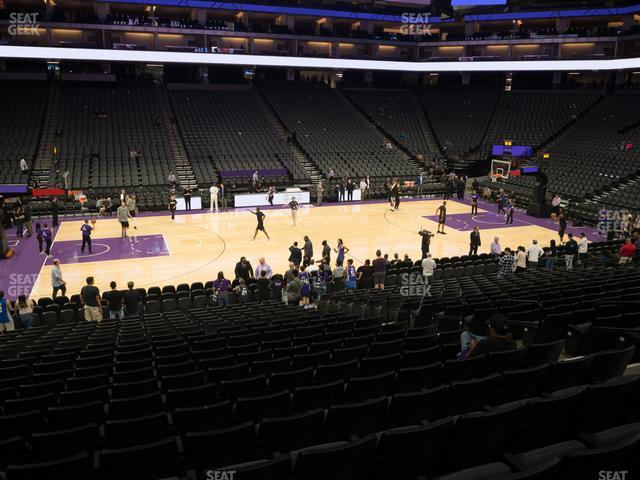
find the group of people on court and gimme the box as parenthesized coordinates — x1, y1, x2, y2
(248, 196, 301, 240)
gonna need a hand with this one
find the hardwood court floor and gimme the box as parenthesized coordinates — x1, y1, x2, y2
(29, 199, 577, 299)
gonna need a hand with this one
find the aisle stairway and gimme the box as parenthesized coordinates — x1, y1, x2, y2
(33, 84, 62, 187)
(155, 87, 197, 191)
(255, 87, 318, 185)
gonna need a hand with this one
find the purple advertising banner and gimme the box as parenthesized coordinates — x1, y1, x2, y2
(492, 145, 532, 157)
(0, 185, 29, 195)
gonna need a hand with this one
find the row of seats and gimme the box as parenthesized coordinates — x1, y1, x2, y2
(2, 375, 639, 479)
(168, 88, 307, 185)
(260, 85, 421, 185)
(0, 84, 48, 184)
(47, 82, 177, 189)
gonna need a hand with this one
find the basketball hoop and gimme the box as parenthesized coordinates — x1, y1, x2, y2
(490, 159, 512, 182)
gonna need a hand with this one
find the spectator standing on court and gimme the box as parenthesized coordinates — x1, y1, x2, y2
(209, 184, 219, 212)
(42, 224, 53, 256)
(490, 237, 501, 258)
(416, 172, 424, 198)
(35, 222, 44, 252)
(234, 257, 254, 282)
(184, 188, 192, 211)
(169, 195, 177, 221)
(335, 239, 349, 266)
(123, 282, 141, 316)
(558, 210, 567, 243)
(316, 181, 324, 206)
(255, 257, 273, 279)
(345, 259, 357, 290)
(471, 192, 479, 215)
(338, 179, 346, 202)
(14, 206, 25, 239)
(321, 240, 331, 265)
(127, 194, 137, 220)
(360, 178, 368, 201)
(421, 253, 436, 297)
(497, 248, 515, 279)
(51, 198, 59, 227)
(564, 233, 578, 271)
(356, 259, 374, 290)
(303, 236, 314, 267)
(220, 183, 227, 211)
(103, 281, 124, 320)
(80, 219, 93, 254)
(546, 240, 558, 271)
(526, 240, 543, 268)
(80, 276, 102, 321)
(469, 226, 481, 256)
(372, 250, 387, 289)
(117, 202, 131, 238)
(578, 233, 589, 267)
(346, 178, 355, 202)
(267, 186, 275, 206)
(289, 242, 302, 268)
(515, 246, 527, 273)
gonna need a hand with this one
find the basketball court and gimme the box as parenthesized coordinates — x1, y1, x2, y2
(1, 198, 604, 300)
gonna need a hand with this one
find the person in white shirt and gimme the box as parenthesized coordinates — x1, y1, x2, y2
(515, 246, 527, 273)
(490, 237, 501, 258)
(306, 260, 319, 274)
(20, 158, 28, 174)
(209, 184, 219, 212)
(578, 233, 589, 267)
(167, 171, 177, 187)
(421, 253, 436, 297)
(255, 257, 273, 279)
(551, 194, 562, 216)
(526, 240, 543, 268)
(359, 178, 367, 201)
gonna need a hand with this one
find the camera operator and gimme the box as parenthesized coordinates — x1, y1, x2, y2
(419, 228, 434, 259)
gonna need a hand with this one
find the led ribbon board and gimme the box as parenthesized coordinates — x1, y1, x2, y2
(2, 46, 640, 72)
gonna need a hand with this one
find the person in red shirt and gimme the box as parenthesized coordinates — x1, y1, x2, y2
(619, 238, 637, 265)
